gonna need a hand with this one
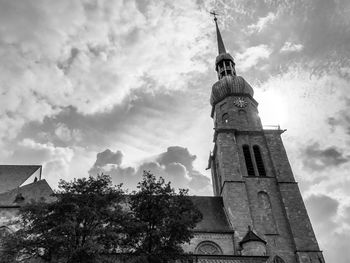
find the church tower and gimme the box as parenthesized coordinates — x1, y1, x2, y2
(208, 17, 325, 263)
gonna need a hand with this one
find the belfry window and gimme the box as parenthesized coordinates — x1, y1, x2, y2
(253, 145, 266, 176)
(222, 113, 229, 124)
(243, 145, 255, 176)
(218, 60, 235, 79)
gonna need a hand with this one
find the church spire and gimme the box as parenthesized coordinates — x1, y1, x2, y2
(214, 16, 226, 54)
(210, 12, 236, 80)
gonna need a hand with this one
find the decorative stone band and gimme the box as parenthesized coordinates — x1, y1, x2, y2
(210, 76, 254, 106)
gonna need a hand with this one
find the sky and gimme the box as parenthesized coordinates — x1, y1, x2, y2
(0, 0, 349, 262)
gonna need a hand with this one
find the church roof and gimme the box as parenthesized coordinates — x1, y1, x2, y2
(0, 179, 55, 206)
(189, 196, 233, 233)
(239, 229, 266, 246)
(0, 165, 41, 194)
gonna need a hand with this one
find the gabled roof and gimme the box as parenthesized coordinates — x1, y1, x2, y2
(189, 196, 233, 233)
(0, 179, 55, 206)
(0, 165, 41, 194)
(240, 229, 266, 246)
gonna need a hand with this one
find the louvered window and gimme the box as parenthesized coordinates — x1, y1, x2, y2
(253, 145, 266, 176)
(243, 145, 255, 176)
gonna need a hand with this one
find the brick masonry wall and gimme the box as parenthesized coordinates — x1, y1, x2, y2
(214, 96, 262, 132)
(211, 94, 324, 262)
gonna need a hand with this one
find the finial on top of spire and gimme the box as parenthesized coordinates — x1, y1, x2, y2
(210, 11, 226, 54)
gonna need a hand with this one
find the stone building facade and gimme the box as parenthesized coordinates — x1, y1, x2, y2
(181, 18, 325, 263)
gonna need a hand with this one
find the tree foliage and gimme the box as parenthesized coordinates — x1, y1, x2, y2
(1, 175, 130, 263)
(1, 172, 202, 263)
(128, 171, 202, 259)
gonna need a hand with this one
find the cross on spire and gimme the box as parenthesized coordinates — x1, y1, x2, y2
(210, 11, 219, 21)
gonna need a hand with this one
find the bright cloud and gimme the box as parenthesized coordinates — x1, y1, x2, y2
(280, 41, 304, 52)
(235, 45, 272, 71)
(247, 12, 277, 33)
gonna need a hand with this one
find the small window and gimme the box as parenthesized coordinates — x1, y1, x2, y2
(253, 145, 266, 176)
(243, 145, 255, 176)
(226, 70, 232, 75)
(222, 113, 229, 124)
(225, 61, 231, 67)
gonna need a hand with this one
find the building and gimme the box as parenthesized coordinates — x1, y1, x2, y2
(0, 165, 54, 237)
(181, 17, 325, 263)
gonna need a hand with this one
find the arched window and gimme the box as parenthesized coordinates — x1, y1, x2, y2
(222, 113, 229, 124)
(258, 192, 277, 234)
(273, 255, 285, 263)
(243, 145, 255, 176)
(195, 241, 223, 255)
(253, 145, 266, 176)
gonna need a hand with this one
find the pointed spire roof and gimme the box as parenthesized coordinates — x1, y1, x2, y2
(210, 13, 235, 69)
(214, 17, 226, 54)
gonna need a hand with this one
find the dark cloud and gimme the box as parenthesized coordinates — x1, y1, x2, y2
(305, 194, 350, 263)
(157, 146, 196, 172)
(301, 142, 349, 171)
(17, 87, 201, 150)
(92, 149, 123, 167)
(305, 194, 339, 222)
(327, 101, 350, 135)
(88, 146, 211, 194)
(57, 47, 80, 75)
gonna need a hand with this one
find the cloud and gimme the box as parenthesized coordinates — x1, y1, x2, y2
(280, 41, 303, 53)
(88, 146, 211, 195)
(247, 12, 277, 33)
(7, 138, 76, 186)
(54, 123, 82, 143)
(0, 0, 212, 150)
(235, 45, 272, 71)
(305, 194, 350, 263)
(306, 194, 339, 223)
(301, 143, 349, 171)
(93, 149, 123, 167)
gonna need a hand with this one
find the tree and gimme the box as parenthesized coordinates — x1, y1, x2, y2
(127, 171, 202, 260)
(1, 175, 131, 263)
(1, 172, 203, 263)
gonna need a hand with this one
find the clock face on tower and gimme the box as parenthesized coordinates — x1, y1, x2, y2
(233, 97, 248, 108)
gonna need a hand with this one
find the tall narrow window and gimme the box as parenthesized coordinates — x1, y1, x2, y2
(253, 145, 266, 176)
(243, 145, 255, 176)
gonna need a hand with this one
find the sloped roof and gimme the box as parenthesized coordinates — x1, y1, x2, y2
(189, 196, 233, 233)
(0, 165, 41, 194)
(0, 179, 55, 206)
(239, 230, 266, 246)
